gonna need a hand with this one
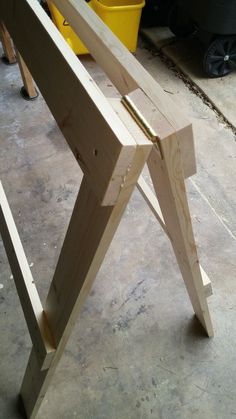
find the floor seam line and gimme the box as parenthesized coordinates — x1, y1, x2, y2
(190, 178, 236, 241)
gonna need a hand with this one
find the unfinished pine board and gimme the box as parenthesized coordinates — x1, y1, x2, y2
(148, 145, 213, 336)
(110, 97, 212, 303)
(200, 267, 213, 299)
(15, 49, 38, 99)
(122, 88, 196, 178)
(0, 0, 138, 206)
(20, 135, 151, 418)
(52, 0, 196, 178)
(52, 0, 186, 124)
(0, 21, 16, 64)
(0, 182, 55, 370)
(137, 175, 167, 234)
(137, 175, 213, 299)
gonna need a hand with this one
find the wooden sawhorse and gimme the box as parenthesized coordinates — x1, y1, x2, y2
(0, 1, 213, 418)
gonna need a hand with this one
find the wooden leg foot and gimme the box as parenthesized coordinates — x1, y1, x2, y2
(20, 86, 39, 101)
(15, 50, 39, 100)
(1, 54, 17, 65)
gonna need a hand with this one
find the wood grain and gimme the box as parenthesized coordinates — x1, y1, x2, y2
(0, 0, 138, 206)
(0, 182, 55, 370)
(15, 49, 38, 98)
(148, 145, 213, 337)
(0, 21, 16, 63)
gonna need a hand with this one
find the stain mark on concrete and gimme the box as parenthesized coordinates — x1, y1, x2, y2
(152, 377, 157, 388)
(116, 305, 147, 330)
(119, 279, 147, 310)
(137, 304, 147, 315)
(31, 177, 53, 203)
(103, 366, 118, 371)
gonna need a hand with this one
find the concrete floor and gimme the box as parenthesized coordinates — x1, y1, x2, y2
(0, 37, 236, 419)
(142, 27, 236, 128)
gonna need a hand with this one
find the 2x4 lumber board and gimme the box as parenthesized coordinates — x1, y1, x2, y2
(0, 0, 138, 206)
(0, 182, 55, 370)
(52, 0, 192, 137)
(122, 88, 196, 178)
(53, 0, 195, 178)
(148, 145, 213, 337)
(21, 139, 152, 418)
(137, 175, 213, 298)
(108, 99, 211, 299)
(0, 21, 16, 63)
(200, 266, 213, 299)
(46, 144, 152, 347)
(108, 99, 212, 300)
(137, 175, 165, 232)
(15, 50, 38, 99)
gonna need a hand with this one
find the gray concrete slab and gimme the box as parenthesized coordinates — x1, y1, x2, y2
(142, 27, 236, 129)
(0, 41, 236, 419)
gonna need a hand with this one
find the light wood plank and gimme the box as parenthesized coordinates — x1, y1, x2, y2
(122, 88, 196, 178)
(52, 0, 195, 163)
(15, 49, 38, 99)
(0, 182, 55, 370)
(21, 136, 152, 418)
(0, 0, 138, 206)
(200, 266, 213, 299)
(148, 145, 213, 336)
(137, 175, 213, 298)
(0, 21, 16, 64)
(137, 175, 166, 232)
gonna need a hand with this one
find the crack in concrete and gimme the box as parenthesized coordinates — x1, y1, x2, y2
(190, 179, 236, 242)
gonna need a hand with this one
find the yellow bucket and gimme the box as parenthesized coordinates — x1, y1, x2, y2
(47, 0, 145, 55)
(48, 1, 91, 54)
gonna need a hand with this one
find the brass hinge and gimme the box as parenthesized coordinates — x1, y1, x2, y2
(122, 95, 158, 143)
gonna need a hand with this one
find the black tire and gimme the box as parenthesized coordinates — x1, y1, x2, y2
(168, 3, 195, 37)
(203, 36, 236, 78)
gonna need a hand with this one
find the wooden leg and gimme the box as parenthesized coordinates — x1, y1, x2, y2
(20, 140, 150, 418)
(147, 142, 213, 337)
(21, 178, 116, 417)
(15, 49, 38, 100)
(137, 176, 213, 299)
(0, 21, 16, 64)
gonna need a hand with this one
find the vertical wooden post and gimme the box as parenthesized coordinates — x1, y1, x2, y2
(15, 49, 38, 100)
(0, 21, 16, 64)
(20, 136, 151, 418)
(148, 142, 213, 337)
